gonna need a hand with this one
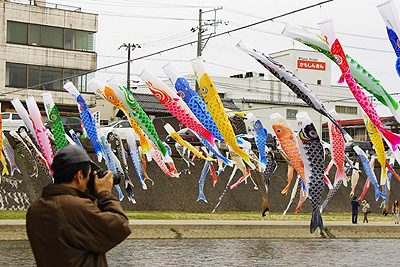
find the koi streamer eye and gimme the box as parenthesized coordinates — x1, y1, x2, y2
(201, 86, 208, 95)
(177, 91, 185, 99)
(360, 155, 366, 161)
(108, 95, 115, 101)
(254, 121, 262, 130)
(308, 130, 318, 138)
(335, 55, 342, 65)
(50, 114, 57, 121)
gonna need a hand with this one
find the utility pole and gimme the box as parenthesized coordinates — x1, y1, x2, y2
(192, 7, 226, 94)
(119, 43, 141, 91)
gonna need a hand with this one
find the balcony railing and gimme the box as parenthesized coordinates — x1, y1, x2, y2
(5, 0, 82, 12)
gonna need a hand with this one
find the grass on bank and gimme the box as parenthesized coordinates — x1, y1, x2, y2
(0, 210, 396, 222)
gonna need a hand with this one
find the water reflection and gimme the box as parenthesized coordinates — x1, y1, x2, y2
(1, 239, 399, 266)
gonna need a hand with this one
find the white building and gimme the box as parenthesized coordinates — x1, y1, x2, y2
(0, 0, 97, 116)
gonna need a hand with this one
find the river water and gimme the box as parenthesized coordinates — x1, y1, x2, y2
(1, 239, 399, 266)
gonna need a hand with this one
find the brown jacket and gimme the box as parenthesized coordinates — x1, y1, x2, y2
(26, 184, 131, 267)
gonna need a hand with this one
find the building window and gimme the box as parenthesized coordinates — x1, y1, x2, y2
(76, 30, 94, 51)
(335, 105, 357, 114)
(286, 109, 298, 120)
(6, 62, 92, 93)
(317, 80, 321, 85)
(29, 24, 41, 46)
(41, 26, 63, 49)
(7, 21, 28, 44)
(6, 63, 27, 88)
(6, 21, 95, 52)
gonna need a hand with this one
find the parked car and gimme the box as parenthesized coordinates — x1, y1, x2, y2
(101, 120, 134, 140)
(165, 128, 202, 146)
(345, 141, 373, 157)
(1, 112, 26, 132)
(46, 117, 83, 136)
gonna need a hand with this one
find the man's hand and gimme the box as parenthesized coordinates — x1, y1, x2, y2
(94, 170, 113, 194)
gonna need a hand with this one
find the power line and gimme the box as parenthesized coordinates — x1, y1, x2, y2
(0, 0, 333, 97)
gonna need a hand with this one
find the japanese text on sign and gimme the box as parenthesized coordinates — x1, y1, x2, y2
(297, 59, 326, 70)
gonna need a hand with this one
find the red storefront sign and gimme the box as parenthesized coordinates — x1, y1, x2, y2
(297, 59, 326, 70)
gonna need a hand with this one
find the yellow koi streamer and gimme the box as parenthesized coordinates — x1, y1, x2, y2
(365, 116, 388, 186)
(192, 57, 255, 169)
(170, 132, 215, 162)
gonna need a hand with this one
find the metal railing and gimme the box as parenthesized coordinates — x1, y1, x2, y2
(5, 0, 82, 12)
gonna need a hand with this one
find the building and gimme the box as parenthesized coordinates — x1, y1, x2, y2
(0, 0, 97, 116)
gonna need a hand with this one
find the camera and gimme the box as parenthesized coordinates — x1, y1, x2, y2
(90, 162, 122, 185)
(87, 162, 122, 196)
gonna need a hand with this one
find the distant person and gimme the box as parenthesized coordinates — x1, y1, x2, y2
(26, 146, 131, 267)
(393, 200, 400, 224)
(361, 200, 370, 223)
(351, 196, 360, 224)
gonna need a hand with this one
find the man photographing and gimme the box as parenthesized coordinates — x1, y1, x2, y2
(26, 145, 131, 267)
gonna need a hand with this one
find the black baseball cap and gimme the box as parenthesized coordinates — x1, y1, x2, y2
(52, 145, 96, 172)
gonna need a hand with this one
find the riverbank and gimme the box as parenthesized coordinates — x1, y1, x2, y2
(1, 220, 399, 240)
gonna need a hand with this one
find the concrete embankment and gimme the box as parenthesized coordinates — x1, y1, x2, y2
(1, 220, 400, 240)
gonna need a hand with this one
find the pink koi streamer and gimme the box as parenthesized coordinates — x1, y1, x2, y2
(319, 20, 400, 154)
(25, 97, 54, 167)
(328, 110, 347, 187)
(229, 168, 251, 189)
(139, 69, 217, 148)
(150, 142, 179, 178)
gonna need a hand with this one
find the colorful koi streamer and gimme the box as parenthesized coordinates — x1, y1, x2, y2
(125, 128, 147, 190)
(69, 129, 83, 147)
(98, 129, 124, 201)
(0, 104, 9, 176)
(64, 82, 104, 162)
(140, 69, 216, 148)
(364, 116, 388, 187)
(2, 133, 21, 176)
(9, 130, 38, 177)
(25, 97, 54, 167)
(328, 110, 347, 187)
(42, 93, 68, 149)
(270, 113, 305, 194)
(191, 57, 255, 169)
(350, 162, 361, 198)
(353, 146, 384, 201)
(318, 20, 400, 156)
(237, 40, 351, 142)
(282, 23, 400, 123)
(88, 79, 151, 156)
(106, 77, 167, 156)
(378, 0, 400, 76)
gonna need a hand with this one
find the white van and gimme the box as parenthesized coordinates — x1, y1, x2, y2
(2, 113, 26, 132)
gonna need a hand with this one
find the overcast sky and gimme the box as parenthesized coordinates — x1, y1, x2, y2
(49, 0, 400, 114)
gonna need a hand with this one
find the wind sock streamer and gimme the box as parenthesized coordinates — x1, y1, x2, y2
(69, 129, 83, 147)
(26, 97, 54, 167)
(283, 175, 300, 215)
(140, 69, 217, 148)
(98, 130, 124, 201)
(191, 57, 255, 169)
(364, 116, 388, 187)
(318, 20, 400, 155)
(296, 112, 324, 234)
(64, 82, 104, 162)
(106, 77, 167, 156)
(353, 146, 384, 201)
(247, 113, 268, 168)
(2, 133, 21, 176)
(198, 160, 210, 203)
(162, 62, 225, 142)
(164, 124, 215, 162)
(42, 93, 68, 149)
(9, 130, 38, 177)
(320, 180, 343, 213)
(11, 98, 40, 148)
(270, 113, 305, 194)
(0, 104, 9, 176)
(88, 78, 151, 156)
(328, 110, 347, 187)
(237, 40, 351, 142)
(378, 0, 400, 76)
(125, 128, 147, 190)
(282, 23, 400, 123)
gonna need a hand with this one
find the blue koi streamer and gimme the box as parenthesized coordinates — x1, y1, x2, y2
(69, 129, 83, 147)
(201, 137, 232, 165)
(198, 160, 210, 203)
(354, 146, 385, 201)
(381, 160, 393, 208)
(99, 134, 124, 201)
(126, 136, 146, 190)
(387, 28, 400, 76)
